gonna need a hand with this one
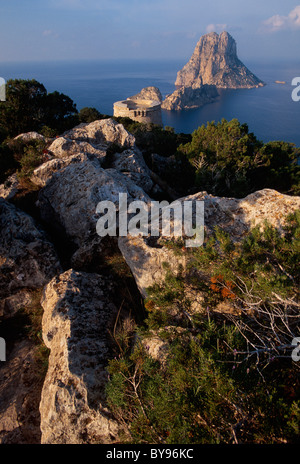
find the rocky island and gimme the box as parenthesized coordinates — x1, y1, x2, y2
(161, 84, 219, 111)
(162, 31, 265, 111)
(175, 31, 265, 89)
(114, 32, 264, 113)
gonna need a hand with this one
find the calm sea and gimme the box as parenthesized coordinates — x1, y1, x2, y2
(1, 58, 299, 146)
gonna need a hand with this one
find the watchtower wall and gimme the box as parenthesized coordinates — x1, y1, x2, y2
(113, 98, 162, 126)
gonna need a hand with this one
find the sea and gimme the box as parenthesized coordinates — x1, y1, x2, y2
(0, 58, 299, 146)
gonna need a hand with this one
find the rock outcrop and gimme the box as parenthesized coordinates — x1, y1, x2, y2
(0, 199, 61, 319)
(36, 159, 150, 249)
(0, 174, 20, 200)
(47, 137, 107, 161)
(175, 31, 265, 89)
(161, 84, 219, 111)
(1, 116, 299, 445)
(30, 153, 93, 187)
(130, 86, 163, 103)
(14, 132, 48, 143)
(30, 119, 151, 256)
(39, 269, 124, 444)
(118, 189, 300, 298)
(0, 340, 44, 444)
(0, 199, 61, 443)
(61, 118, 136, 149)
(110, 148, 154, 192)
(118, 234, 186, 298)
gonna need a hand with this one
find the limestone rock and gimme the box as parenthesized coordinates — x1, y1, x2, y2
(142, 327, 191, 365)
(39, 269, 123, 444)
(37, 158, 150, 248)
(61, 118, 136, 149)
(31, 152, 102, 187)
(0, 199, 61, 319)
(110, 148, 154, 192)
(130, 86, 163, 103)
(175, 31, 265, 89)
(0, 290, 33, 320)
(14, 132, 47, 143)
(0, 200, 61, 443)
(118, 189, 300, 297)
(48, 136, 107, 161)
(142, 333, 169, 365)
(118, 235, 186, 298)
(184, 188, 300, 239)
(0, 174, 20, 200)
(161, 84, 219, 111)
(0, 340, 43, 444)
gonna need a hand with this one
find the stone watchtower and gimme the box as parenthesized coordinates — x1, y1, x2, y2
(113, 86, 163, 126)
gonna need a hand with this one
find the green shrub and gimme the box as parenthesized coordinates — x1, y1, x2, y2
(106, 213, 300, 444)
(0, 79, 78, 138)
(178, 118, 299, 197)
(0, 143, 17, 183)
(78, 106, 104, 123)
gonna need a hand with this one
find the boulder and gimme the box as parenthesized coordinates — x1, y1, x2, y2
(37, 159, 150, 249)
(31, 152, 101, 187)
(39, 269, 124, 444)
(0, 199, 61, 319)
(118, 189, 300, 297)
(0, 340, 43, 444)
(0, 199, 61, 443)
(48, 136, 107, 161)
(0, 174, 20, 200)
(61, 118, 136, 149)
(118, 235, 186, 298)
(14, 132, 47, 143)
(186, 188, 300, 239)
(110, 148, 154, 192)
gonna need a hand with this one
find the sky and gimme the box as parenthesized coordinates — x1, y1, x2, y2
(0, 0, 300, 63)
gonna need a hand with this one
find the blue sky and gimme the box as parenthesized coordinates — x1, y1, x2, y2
(1, 0, 300, 62)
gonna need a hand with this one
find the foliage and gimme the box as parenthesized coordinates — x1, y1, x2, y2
(7, 137, 47, 180)
(189, 213, 300, 364)
(0, 79, 81, 184)
(179, 118, 299, 197)
(0, 142, 17, 183)
(191, 212, 300, 301)
(106, 213, 300, 444)
(114, 116, 299, 198)
(257, 141, 300, 195)
(112, 117, 193, 194)
(0, 79, 78, 138)
(0, 79, 48, 138)
(18, 146, 43, 178)
(42, 90, 78, 132)
(78, 106, 104, 123)
(113, 117, 191, 158)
